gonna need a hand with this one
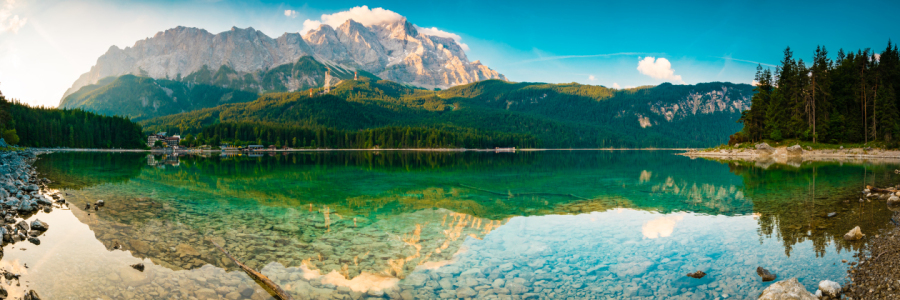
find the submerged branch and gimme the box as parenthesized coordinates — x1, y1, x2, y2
(209, 239, 295, 300)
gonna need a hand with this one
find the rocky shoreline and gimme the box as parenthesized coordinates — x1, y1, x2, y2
(843, 211, 900, 299)
(0, 149, 66, 299)
(682, 143, 900, 166)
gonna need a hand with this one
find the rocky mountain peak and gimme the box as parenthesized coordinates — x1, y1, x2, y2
(62, 18, 505, 101)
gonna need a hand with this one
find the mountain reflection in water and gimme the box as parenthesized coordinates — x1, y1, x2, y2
(13, 151, 897, 299)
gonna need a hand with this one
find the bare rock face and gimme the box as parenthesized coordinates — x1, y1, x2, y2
(648, 85, 752, 122)
(757, 278, 817, 300)
(62, 18, 505, 101)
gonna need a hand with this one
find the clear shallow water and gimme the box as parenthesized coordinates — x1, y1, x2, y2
(12, 151, 899, 299)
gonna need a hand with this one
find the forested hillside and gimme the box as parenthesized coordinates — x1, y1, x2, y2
(59, 56, 382, 121)
(735, 41, 900, 146)
(0, 90, 145, 148)
(59, 75, 259, 121)
(142, 78, 754, 148)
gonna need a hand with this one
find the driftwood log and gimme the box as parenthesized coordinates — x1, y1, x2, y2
(867, 185, 898, 194)
(210, 239, 295, 300)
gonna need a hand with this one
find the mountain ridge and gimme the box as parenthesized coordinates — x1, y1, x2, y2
(61, 19, 505, 102)
(138, 78, 754, 148)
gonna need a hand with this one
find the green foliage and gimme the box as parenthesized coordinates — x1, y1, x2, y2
(739, 41, 900, 147)
(60, 75, 259, 121)
(2, 129, 19, 145)
(185, 122, 537, 149)
(142, 77, 754, 148)
(61, 56, 385, 121)
(0, 91, 145, 148)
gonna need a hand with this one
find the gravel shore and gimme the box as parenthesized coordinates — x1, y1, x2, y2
(844, 211, 900, 299)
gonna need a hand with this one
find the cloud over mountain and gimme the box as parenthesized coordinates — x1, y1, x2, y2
(300, 6, 404, 35)
(637, 56, 684, 84)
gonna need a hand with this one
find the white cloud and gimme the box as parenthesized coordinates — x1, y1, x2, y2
(637, 56, 684, 84)
(874, 53, 881, 61)
(751, 80, 759, 86)
(298, 6, 470, 52)
(0, 0, 27, 34)
(300, 6, 403, 35)
(588, 75, 596, 81)
(415, 26, 469, 51)
(284, 10, 298, 18)
(612, 82, 621, 89)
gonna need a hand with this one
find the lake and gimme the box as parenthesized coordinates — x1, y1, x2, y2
(8, 150, 897, 299)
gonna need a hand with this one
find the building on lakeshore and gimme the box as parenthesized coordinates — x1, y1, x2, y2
(148, 132, 182, 148)
(165, 135, 181, 147)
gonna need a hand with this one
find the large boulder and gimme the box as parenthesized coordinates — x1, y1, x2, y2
(786, 145, 803, 156)
(756, 143, 775, 155)
(757, 278, 817, 300)
(844, 226, 865, 241)
(30, 219, 49, 232)
(0, 138, 7, 148)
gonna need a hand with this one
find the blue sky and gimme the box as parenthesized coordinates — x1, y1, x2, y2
(0, 0, 897, 107)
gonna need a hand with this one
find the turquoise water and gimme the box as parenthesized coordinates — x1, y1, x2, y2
(11, 151, 897, 299)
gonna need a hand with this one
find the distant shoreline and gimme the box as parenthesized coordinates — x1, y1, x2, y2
(30, 147, 698, 153)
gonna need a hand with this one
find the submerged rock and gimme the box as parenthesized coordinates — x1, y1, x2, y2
(23, 289, 40, 300)
(756, 266, 776, 282)
(30, 219, 48, 231)
(27, 237, 40, 245)
(818, 280, 841, 298)
(15, 220, 28, 233)
(844, 226, 865, 241)
(888, 195, 900, 205)
(757, 278, 817, 300)
(96, 200, 104, 207)
(130, 263, 145, 272)
(826, 212, 837, 218)
(3, 271, 19, 281)
(0, 227, 8, 242)
(686, 270, 707, 279)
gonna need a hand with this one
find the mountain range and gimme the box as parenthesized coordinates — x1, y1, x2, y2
(57, 13, 755, 148)
(61, 18, 504, 101)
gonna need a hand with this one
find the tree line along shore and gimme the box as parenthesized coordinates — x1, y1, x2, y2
(732, 41, 900, 148)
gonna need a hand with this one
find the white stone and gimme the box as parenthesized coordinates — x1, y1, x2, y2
(818, 280, 841, 297)
(757, 278, 817, 300)
(843, 226, 865, 241)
